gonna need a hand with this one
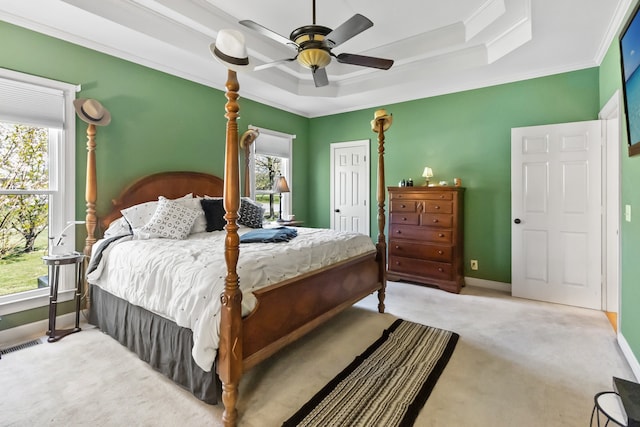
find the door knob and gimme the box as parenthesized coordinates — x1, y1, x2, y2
(335, 209, 340, 213)
(514, 218, 521, 224)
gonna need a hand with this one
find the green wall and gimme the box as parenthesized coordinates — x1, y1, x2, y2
(0, 20, 309, 330)
(309, 70, 600, 283)
(599, 0, 640, 373)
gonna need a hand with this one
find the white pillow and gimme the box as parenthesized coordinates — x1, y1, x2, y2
(180, 197, 207, 234)
(121, 193, 193, 230)
(138, 197, 201, 240)
(103, 217, 131, 238)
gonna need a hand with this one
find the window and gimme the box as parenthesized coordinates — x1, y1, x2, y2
(248, 126, 295, 221)
(0, 68, 79, 314)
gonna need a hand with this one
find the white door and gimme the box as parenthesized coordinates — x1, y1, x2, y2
(599, 91, 621, 323)
(511, 121, 602, 309)
(330, 140, 370, 234)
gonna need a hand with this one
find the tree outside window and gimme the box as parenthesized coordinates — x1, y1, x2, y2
(255, 154, 282, 219)
(0, 123, 49, 296)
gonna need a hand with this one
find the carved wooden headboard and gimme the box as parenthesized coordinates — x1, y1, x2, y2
(82, 168, 223, 256)
(99, 171, 224, 229)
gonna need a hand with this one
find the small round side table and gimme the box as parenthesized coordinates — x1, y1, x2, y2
(591, 391, 628, 427)
(42, 252, 84, 343)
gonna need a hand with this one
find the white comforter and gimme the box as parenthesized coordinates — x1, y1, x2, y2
(87, 227, 376, 371)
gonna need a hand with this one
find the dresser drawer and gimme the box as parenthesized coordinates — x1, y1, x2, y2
(391, 213, 420, 225)
(420, 213, 453, 228)
(390, 200, 419, 213)
(422, 191, 453, 201)
(390, 224, 452, 243)
(391, 191, 453, 201)
(388, 256, 453, 280)
(388, 240, 452, 262)
(423, 200, 453, 214)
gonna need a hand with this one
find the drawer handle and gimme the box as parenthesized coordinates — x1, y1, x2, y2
(438, 267, 444, 272)
(438, 250, 443, 255)
(395, 245, 400, 249)
(433, 219, 439, 223)
(435, 205, 440, 209)
(401, 204, 406, 208)
(438, 233, 444, 237)
(440, 195, 445, 199)
(397, 230, 402, 234)
(395, 261, 401, 265)
(403, 217, 407, 221)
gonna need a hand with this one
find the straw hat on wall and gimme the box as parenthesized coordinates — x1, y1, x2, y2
(73, 98, 111, 126)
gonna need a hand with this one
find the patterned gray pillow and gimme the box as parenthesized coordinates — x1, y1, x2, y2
(238, 197, 264, 229)
(138, 197, 201, 239)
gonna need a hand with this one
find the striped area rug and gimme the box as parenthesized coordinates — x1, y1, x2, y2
(282, 319, 459, 427)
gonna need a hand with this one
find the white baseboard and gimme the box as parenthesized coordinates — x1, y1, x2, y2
(617, 332, 640, 381)
(465, 277, 511, 293)
(0, 313, 78, 349)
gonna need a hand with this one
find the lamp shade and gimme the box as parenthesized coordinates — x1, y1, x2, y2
(274, 176, 290, 193)
(422, 167, 434, 178)
(297, 48, 331, 69)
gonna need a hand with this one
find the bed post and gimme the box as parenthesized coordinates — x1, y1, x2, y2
(219, 68, 243, 427)
(209, 29, 249, 427)
(372, 110, 391, 314)
(84, 123, 97, 257)
(240, 129, 259, 197)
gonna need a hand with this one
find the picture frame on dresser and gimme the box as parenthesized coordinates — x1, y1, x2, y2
(387, 186, 465, 293)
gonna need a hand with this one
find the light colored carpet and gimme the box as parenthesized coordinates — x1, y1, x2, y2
(0, 282, 634, 427)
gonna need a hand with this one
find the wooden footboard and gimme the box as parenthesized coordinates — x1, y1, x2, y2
(242, 252, 381, 370)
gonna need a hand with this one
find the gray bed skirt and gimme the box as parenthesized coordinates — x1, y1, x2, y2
(89, 284, 221, 404)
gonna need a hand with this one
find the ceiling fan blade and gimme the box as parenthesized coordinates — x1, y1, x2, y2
(239, 20, 298, 49)
(312, 67, 329, 87)
(336, 53, 394, 70)
(324, 14, 373, 48)
(254, 57, 297, 71)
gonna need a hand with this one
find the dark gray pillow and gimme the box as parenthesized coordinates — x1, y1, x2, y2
(200, 198, 226, 232)
(238, 197, 264, 229)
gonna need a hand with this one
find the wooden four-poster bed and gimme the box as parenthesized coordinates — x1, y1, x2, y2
(82, 70, 391, 427)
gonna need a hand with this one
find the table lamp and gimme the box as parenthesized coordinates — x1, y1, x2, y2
(274, 176, 290, 222)
(422, 167, 434, 186)
(50, 220, 86, 256)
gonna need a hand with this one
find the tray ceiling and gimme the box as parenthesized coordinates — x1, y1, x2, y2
(0, 0, 632, 117)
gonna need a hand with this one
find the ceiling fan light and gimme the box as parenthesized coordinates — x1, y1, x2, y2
(297, 48, 331, 69)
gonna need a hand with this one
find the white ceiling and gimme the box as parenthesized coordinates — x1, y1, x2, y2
(0, 0, 632, 118)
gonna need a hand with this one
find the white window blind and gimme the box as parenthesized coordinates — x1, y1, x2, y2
(0, 77, 65, 129)
(255, 132, 290, 157)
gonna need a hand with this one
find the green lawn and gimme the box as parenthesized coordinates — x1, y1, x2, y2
(0, 233, 48, 296)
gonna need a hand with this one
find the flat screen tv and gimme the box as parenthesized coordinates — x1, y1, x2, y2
(620, 3, 640, 156)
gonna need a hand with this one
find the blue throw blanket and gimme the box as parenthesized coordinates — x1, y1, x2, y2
(240, 226, 298, 243)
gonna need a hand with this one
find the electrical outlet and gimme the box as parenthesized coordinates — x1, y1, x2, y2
(470, 259, 478, 270)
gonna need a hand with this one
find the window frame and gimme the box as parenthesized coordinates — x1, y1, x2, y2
(0, 68, 80, 315)
(248, 126, 295, 219)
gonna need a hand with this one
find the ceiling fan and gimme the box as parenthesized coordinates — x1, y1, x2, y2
(239, 0, 394, 87)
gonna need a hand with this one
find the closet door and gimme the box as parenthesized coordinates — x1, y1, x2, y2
(511, 120, 601, 309)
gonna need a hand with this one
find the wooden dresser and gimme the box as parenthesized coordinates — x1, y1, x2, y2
(387, 186, 465, 293)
